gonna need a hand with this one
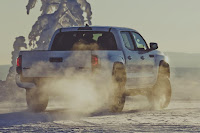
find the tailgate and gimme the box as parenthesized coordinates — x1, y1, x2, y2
(20, 51, 92, 77)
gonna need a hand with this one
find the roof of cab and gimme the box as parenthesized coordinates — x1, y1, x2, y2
(60, 26, 138, 33)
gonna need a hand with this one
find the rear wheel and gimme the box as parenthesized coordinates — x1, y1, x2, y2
(147, 63, 172, 110)
(26, 88, 49, 112)
(110, 63, 126, 113)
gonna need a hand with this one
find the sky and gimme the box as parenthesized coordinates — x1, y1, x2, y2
(0, 0, 200, 65)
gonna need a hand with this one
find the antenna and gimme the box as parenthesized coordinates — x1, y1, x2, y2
(85, 24, 89, 27)
(78, 24, 92, 30)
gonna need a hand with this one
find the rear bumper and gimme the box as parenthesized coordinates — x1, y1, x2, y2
(15, 66, 113, 89)
(16, 74, 36, 89)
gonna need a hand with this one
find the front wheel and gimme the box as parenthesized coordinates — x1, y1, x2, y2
(26, 88, 49, 112)
(147, 65, 172, 110)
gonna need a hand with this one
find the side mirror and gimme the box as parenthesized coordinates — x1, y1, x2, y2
(150, 42, 158, 50)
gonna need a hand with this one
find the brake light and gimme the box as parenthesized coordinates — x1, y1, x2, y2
(17, 55, 22, 67)
(16, 55, 22, 74)
(92, 55, 98, 66)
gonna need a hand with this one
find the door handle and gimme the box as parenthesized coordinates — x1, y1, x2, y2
(23, 67, 30, 70)
(149, 54, 154, 58)
(49, 57, 63, 62)
(127, 56, 132, 60)
(140, 56, 145, 60)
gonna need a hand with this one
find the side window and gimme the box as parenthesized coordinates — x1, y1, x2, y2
(121, 32, 135, 50)
(131, 32, 148, 50)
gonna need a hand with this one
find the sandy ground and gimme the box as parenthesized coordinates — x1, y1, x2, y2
(0, 70, 200, 132)
(0, 97, 199, 133)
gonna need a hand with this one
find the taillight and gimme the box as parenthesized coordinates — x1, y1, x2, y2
(16, 55, 22, 74)
(17, 55, 22, 67)
(92, 55, 98, 66)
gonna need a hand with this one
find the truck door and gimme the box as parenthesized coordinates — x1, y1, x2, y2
(120, 31, 143, 87)
(131, 32, 156, 86)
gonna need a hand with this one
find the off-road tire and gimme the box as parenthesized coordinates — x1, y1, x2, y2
(110, 63, 127, 113)
(147, 62, 171, 110)
(26, 88, 49, 112)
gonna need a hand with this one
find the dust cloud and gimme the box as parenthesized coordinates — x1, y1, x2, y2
(6, 36, 27, 83)
(0, 37, 27, 104)
(170, 67, 200, 101)
(0, 0, 93, 112)
(1, 0, 200, 116)
(27, 50, 116, 114)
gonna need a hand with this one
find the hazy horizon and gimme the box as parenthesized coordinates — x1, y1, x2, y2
(0, 0, 200, 65)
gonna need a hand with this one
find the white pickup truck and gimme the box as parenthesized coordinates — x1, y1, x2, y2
(16, 26, 171, 112)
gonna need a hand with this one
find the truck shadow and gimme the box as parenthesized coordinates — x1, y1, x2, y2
(0, 110, 53, 127)
(0, 108, 105, 127)
(0, 107, 150, 127)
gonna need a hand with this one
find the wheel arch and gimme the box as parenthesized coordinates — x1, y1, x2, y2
(112, 62, 126, 75)
(158, 60, 170, 78)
